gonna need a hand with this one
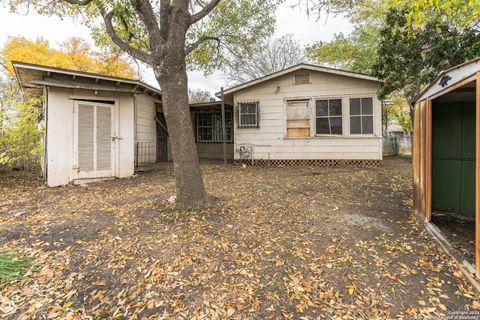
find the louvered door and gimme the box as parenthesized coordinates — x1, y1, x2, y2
(74, 101, 115, 179)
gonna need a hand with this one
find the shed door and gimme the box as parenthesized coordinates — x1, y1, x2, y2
(432, 102, 476, 214)
(74, 101, 115, 179)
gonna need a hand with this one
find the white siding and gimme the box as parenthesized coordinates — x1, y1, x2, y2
(46, 88, 135, 186)
(232, 70, 383, 160)
(134, 94, 156, 164)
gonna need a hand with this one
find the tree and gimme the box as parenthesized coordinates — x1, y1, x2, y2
(0, 36, 136, 78)
(372, 6, 480, 118)
(189, 89, 214, 103)
(224, 34, 305, 83)
(8, 0, 279, 208)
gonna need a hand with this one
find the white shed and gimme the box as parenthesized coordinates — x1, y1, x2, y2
(14, 62, 161, 187)
(218, 64, 384, 166)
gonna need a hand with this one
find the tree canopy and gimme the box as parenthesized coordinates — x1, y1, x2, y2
(0, 36, 136, 78)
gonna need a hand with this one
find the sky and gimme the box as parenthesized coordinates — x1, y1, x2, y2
(0, 1, 353, 93)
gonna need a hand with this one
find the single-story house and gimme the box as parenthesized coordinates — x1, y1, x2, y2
(217, 63, 384, 166)
(14, 61, 383, 187)
(412, 58, 479, 276)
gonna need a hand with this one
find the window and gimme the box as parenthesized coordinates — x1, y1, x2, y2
(238, 102, 259, 128)
(196, 112, 233, 143)
(286, 100, 310, 137)
(350, 98, 374, 134)
(315, 99, 343, 135)
(294, 73, 310, 85)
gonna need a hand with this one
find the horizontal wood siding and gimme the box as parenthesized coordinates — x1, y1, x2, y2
(135, 94, 156, 163)
(232, 70, 383, 160)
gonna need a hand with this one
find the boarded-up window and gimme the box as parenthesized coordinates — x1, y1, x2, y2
(350, 97, 373, 134)
(286, 100, 310, 137)
(237, 102, 259, 128)
(315, 99, 343, 135)
(294, 73, 310, 85)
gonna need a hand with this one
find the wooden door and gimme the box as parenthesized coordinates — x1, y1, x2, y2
(74, 101, 115, 179)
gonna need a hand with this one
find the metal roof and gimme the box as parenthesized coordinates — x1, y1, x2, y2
(12, 61, 162, 98)
(414, 57, 480, 102)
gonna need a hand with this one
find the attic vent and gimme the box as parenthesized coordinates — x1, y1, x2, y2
(294, 73, 310, 85)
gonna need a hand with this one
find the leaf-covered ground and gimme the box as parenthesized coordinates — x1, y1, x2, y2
(1, 158, 479, 319)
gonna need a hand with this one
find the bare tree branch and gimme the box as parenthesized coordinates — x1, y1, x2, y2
(62, 0, 94, 5)
(102, 10, 153, 64)
(189, 0, 221, 25)
(185, 35, 220, 55)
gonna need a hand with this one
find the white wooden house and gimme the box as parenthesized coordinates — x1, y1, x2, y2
(218, 64, 383, 166)
(14, 61, 161, 187)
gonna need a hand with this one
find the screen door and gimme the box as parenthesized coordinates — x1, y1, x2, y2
(74, 101, 115, 179)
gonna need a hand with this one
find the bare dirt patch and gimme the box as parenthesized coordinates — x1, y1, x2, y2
(1, 158, 479, 319)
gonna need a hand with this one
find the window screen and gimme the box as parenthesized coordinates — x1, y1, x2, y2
(196, 112, 233, 143)
(350, 98, 373, 134)
(315, 99, 343, 135)
(238, 102, 259, 128)
(286, 100, 310, 137)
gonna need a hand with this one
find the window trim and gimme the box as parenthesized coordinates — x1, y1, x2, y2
(314, 97, 344, 136)
(348, 96, 376, 136)
(237, 101, 259, 128)
(196, 111, 233, 143)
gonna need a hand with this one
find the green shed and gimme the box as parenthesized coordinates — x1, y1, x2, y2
(413, 58, 480, 275)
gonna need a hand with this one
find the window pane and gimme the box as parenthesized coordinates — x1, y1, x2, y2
(350, 98, 361, 115)
(362, 116, 373, 134)
(316, 118, 330, 134)
(361, 98, 373, 115)
(241, 103, 257, 114)
(316, 100, 328, 116)
(329, 99, 342, 116)
(241, 114, 256, 126)
(350, 116, 361, 134)
(330, 117, 343, 134)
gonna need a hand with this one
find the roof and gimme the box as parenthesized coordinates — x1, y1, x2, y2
(13, 61, 161, 98)
(415, 57, 480, 102)
(216, 63, 381, 96)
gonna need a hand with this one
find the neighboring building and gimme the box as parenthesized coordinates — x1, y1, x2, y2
(218, 63, 384, 166)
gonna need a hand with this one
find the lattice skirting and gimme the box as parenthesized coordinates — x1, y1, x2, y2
(235, 159, 381, 168)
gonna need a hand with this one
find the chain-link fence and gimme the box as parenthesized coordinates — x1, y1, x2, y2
(383, 134, 412, 157)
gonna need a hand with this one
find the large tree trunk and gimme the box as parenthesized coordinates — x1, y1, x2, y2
(154, 47, 207, 208)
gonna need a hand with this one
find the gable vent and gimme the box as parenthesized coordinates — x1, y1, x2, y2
(294, 73, 310, 85)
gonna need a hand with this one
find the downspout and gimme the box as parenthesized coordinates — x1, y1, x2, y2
(43, 85, 48, 183)
(133, 92, 138, 168)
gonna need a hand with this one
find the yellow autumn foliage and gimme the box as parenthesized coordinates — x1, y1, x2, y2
(1, 36, 136, 79)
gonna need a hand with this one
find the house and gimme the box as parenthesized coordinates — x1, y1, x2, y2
(14, 61, 383, 187)
(217, 63, 384, 166)
(412, 58, 480, 276)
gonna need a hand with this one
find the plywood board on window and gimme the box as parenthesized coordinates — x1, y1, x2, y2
(287, 128, 310, 137)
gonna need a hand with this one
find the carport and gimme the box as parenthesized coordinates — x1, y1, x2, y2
(413, 58, 480, 276)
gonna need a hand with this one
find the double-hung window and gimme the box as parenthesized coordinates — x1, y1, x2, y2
(350, 98, 373, 135)
(238, 102, 259, 128)
(315, 99, 343, 135)
(196, 112, 233, 143)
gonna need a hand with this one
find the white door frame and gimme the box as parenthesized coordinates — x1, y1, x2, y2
(73, 100, 118, 180)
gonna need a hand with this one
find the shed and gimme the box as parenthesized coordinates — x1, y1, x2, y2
(412, 58, 480, 275)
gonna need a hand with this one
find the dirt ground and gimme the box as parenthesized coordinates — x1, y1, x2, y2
(1, 158, 480, 319)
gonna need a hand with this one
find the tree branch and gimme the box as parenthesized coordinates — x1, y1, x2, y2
(129, 0, 164, 46)
(102, 10, 153, 64)
(62, 0, 94, 5)
(189, 0, 221, 25)
(185, 36, 220, 55)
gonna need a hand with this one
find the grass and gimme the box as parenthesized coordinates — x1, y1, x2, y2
(0, 253, 33, 287)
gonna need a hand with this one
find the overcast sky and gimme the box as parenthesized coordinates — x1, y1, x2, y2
(0, 1, 353, 93)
